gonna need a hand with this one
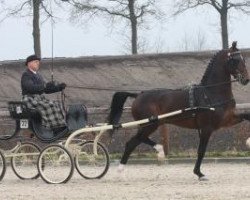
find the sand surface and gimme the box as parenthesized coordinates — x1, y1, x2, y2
(1, 162, 250, 200)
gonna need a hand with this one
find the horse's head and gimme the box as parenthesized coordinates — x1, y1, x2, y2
(227, 41, 249, 85)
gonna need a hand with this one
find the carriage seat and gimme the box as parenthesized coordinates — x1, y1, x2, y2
(66, 104, 88, 131)
(8, 101, 39, 119)
(8, 101, 88, 142)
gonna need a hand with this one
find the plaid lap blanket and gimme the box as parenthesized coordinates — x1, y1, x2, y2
(22, 94, 66, 129)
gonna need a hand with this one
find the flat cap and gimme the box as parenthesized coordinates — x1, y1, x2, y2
(25, 55, 41, 66)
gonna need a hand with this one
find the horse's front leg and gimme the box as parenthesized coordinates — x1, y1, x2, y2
(193, 128, 213, 180)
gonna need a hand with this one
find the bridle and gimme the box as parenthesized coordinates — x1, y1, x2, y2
(227, 51, 243, 75)
(227, 50, 249, 85)
(228, 50, 243, 60)
(199, 51, 244, 89)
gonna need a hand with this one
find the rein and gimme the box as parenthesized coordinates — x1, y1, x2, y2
(49, 1, 54, 82)
(199, 79, 237, 89)
(66, 79, 238, 92)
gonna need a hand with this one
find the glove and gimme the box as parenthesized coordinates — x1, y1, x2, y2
(45, 81, 56, 89)
(44, 81, 58, 94)
(58, 82, 66, 91)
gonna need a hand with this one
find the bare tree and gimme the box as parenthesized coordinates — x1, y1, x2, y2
(0, 0, 63, 57)
(178, 30, 208, 51)
(67, 0, 162, 54)
(195, 29, 207, 51)
(33, 0, 41, 57)
(153, 36, 165, 53)
(173, 0, 250, 49)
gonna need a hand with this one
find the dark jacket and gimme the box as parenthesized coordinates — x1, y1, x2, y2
(21, 69, 45, 95)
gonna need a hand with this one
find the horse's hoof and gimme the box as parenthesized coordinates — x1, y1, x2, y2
(154, 144, 165, 160)
(117, 164, 125, 173)
(117, 164, 127, 180)
(157, 153, 165, 161)
(199, 176, 209, 181)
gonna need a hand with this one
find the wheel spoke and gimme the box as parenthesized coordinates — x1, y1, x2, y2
(75, 141, 109, 179)
(38, 144, 74, 184)
(11, 142, 40, 180)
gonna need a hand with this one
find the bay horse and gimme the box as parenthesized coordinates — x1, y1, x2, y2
(107, 42, 249, 180)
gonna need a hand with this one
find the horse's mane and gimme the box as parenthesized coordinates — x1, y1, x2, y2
(200, 50, 225, 85)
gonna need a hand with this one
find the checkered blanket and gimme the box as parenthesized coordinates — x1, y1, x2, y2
(22, 94, 66, 128)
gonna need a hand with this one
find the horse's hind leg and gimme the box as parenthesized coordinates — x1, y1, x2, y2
(120, 134, 141, 165)
(118, 134, 142, 171)
(142, 136, 165, 161)
(119, 125, 157, 170)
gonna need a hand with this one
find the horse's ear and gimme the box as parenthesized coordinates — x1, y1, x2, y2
(231, 41, 237, 50)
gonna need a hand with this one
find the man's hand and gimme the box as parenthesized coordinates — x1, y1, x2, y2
(45, 81, 56, 89)
(44, 81, 57, 94)
(44, 81, 66, 93)
(58, 82, 67, 90)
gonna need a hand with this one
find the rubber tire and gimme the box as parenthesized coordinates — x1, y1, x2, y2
(0, 150, 6, 181)
(11, 142, 41, 180)
(37, 144, 74, 184)
(74, 140, 110, 179)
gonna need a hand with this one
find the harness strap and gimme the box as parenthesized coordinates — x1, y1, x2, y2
(189, 85, 195, 108)
(210, 98, 235, 108)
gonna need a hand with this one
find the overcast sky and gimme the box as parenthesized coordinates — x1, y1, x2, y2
(1, 1, 250, 61)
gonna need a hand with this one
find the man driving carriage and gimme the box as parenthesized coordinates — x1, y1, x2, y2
(21, 55, 67, 134)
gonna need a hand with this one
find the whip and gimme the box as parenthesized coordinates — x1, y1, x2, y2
(50, 1, 54, 82)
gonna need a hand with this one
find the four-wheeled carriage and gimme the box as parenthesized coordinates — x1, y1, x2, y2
(0, 99, 110, 184)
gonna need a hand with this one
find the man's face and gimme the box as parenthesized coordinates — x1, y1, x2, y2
(27, 60, 40, 72)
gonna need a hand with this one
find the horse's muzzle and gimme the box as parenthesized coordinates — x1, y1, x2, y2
(240, 78, 249, 85)
(236, 74, 249, 85)
(243, 79, 250, 85)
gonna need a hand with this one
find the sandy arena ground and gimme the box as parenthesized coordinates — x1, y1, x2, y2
(1, 162, 250, 200)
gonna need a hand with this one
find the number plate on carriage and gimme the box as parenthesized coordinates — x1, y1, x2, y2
(20, 119, 29, 129)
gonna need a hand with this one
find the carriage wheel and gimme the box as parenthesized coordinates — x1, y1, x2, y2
(74, 140, 110, 179)
(0, 117, 18, 140)
(38, 144, 74, 184)
(0, 150, 6, 181)
(11, 142, 41, 180)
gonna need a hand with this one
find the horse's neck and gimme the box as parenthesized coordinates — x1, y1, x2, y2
(205, 73, 231, 88)
(206, 81, 233, 99)
(202, 59, 233, 100)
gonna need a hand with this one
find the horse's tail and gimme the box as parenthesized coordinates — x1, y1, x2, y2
(107, 92, 138, 135)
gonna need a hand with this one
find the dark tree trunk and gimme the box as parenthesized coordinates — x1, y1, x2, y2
(220, 0, 228, 49)
(32, 0, 41, 57)
(128, 0, 138, 54)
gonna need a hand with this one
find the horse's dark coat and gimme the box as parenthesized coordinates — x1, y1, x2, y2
(107, 42, 249, 178)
